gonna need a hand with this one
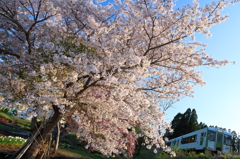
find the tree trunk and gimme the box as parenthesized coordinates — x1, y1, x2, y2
(53, 121, 60, 154)
(10, 105, 62, 159)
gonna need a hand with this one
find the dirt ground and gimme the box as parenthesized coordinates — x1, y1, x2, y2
(0, 145, 21, 158)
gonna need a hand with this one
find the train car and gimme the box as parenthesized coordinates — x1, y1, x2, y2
(166, 127, 232, 154)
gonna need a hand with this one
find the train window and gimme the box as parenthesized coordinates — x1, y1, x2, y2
(203, 132, 206, 137)
(208, 130, 216, 141)
(192, 136, 196, 142)
(224, 135, 231, 146)
(173, 140, 176, 145)
(181, 135, 197, 144)
(181, 138, 184, 144)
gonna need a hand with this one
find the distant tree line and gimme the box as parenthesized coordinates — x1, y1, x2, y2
(165, 108, 240, 154)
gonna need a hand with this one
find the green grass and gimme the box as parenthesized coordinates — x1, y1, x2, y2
(156, 150, 240, 159)
(0, 112, 15, 122)
(59, 133, 119, 159)
(0, 136, 27, 145)
(219, 154, 240, 159)
(14, 118, 31, 129)
(54, 148, 89, 158)
(0, 111, 31, 129)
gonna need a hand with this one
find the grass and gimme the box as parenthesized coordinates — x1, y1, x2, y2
(0, 136, 27, 145)
(156, 150, 240, 159)
(0, 112, 15, 122)
(0, 111, 31, 129)
(219, 154, 240, 159)
(59, 133, 118, 159)
(53, 148, 89, 158)
(59, 133, 87, 152)
(14, 118, 31, 129)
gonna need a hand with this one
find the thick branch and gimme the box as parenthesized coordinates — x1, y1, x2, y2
(42, 105, 62, 138)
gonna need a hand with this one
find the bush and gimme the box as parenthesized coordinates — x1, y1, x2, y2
(0, 108, 10, 114)
(157, 151, 171, 159)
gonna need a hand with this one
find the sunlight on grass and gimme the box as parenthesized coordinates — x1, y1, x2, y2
(0, 111, 31, 129)
(56, 148, 86, 158)
(0, 136, 26, 145)
(0, 112, 14, 121)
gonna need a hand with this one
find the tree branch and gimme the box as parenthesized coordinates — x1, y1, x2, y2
(0, 48, 20, 58)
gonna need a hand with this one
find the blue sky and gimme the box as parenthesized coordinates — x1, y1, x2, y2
(165, 0, 240, 136)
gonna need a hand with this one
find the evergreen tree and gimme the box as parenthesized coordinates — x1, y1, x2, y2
(188, 109, 200, 132)
(171, 113, 183, 130)
(231, 131, 239, 153)
(199, 122, 208, 129)
(166, 113, 183, 139)
(238, 137, 240, 155)
(177, 108, 192, 135)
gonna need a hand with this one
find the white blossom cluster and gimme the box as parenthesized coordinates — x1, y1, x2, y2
(0, 0, 233, 157)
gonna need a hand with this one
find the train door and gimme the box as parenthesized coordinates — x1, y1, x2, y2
(207, 130, 216, 151)
(200, 132, 205, 145)
(216, 131, 223, 151)
(223, 134, 231, 153)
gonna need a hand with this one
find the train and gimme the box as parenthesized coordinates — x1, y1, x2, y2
(166, 127, 232, 154)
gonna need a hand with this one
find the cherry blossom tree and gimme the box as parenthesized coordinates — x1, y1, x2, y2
(0, 0, 234, 158)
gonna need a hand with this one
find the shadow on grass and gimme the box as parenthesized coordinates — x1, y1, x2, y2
(51, 157, 83, 159)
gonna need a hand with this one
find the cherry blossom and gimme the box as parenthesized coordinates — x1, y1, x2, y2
(0, 0, 233, 158)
